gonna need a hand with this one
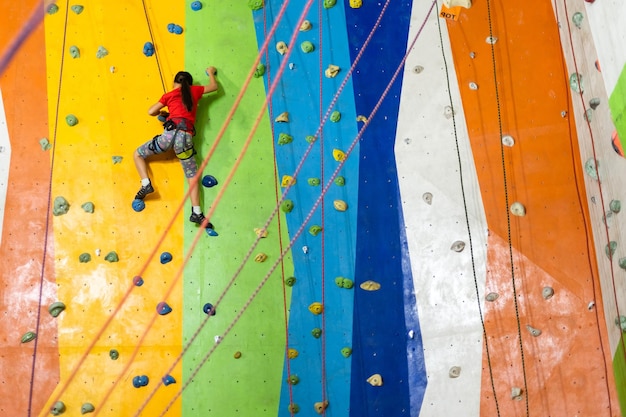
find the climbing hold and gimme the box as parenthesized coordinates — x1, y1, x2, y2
(160, 252, 173, 264)
(325, 64, 340, 78)
(360, 280, 381, 291)
(335, 277, 354, 289)
(469, 82, 478, 90)
(618, 258, 626, 270)
(334, 176, 345, 186)
(71, 5, 84, 14)
(595, 60, 601, 72)
(311, 328, 322, 338)
(21, 331, 37, 343)
(133, 275, 144, 286)
(305, 135, 317, 143)
(288, 404, 300, 414)
(367, 374, 383, 386)
(162, 375, 176, 385)
(112, 156, 123, 164)
(157, 302, 172, 315)
(330, 110, 341, 122)
(542, 287, 554, 299)
(584, 108, 593, 122)
(81, 202, 94, 213)
(485, 36, 498, 44)
(333, 149, 346, 161)
(248, 0, 264, 10)
(510, 202, 526, 216)
(48, 302, 66, 317)
(341, 347, 352, 358)
(191, 1, 202, 11)
(254, 63, 266, 78)
(109, 349, 119, 360)
(309, 225, 322, 236)
(569, 73, 584, 93)
(39, 138, 52, 151)
(511, 387, 523, 400)
(422, 192, 433, 205)
(526, 325, 542, 337)
(50, 401, 66, 416)
(276, 41, 288, 55)
(203, 303, 216, 315)
(95, 248, 101, 256)
(443, 106, 455, 119)
(65, 114, 78, 126)
(288, 374, 300, 385)
(308, 302, 323, 315)
(616, 316, 626, 331)
(308, 178, 321, 186)
(47, 4, 59, 14)
(143, 42, 155, 57)
(167, 23, 184, 34)
(69, 45, 80, 58)
(589, 97, 600, 110)
(605, 241, 617, 259)
(104, 251, 118, 262)
(132, 199, 145, 212)
(323, 0, 337, 8)
(275, 112, 289, 123)
(80, 403, 95, 414)
(485, 292, 499, 302)
(449, 366, 461, 378)
(301, 41, 315, 53)
(412, 65, 424, 74)
(278, 133, 293, 145)
(234, 351, 242, 359)
(254, 227, 268, 238)
(350, 0, 362, 7)
(610, 200, 621, 214)
(450, 240, 465, 252)
(132, 375, 149, 388)
(281, 199, 294, 213)
(584, 158, 599, 180)
(300, 20, 312, 31)
(314, 401, 329, 414)
(285, 276, 296, 287)
(96, 46, 108, 59)
(281, 175, 296, 187)
(202, 174, 218, 188)
(255, 253, 268, 263)
(357, 115, 368, 123)
(79, 253, 91, 263)
(333, 200, 347, 211)
(502, 135, 514, 147)
(572, 12, 584, 29)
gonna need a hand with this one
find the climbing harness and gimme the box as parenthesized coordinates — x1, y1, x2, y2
(149, 118, 197, 160)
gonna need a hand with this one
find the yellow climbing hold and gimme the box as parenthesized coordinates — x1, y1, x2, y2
(367, 373, 383, 386)
(308, 302, 323, 315)
(275, 112, 289, 123)
(255, 253, 268, 263)
(360, 280, 381, 291)
(314, 401, 329, 414)
(254, 227, 268, 238)
(325, 64, 340, 78)
(356, 115, 368, 122)
(234, 351, 242, 359)
(333, 200, 347, 211)
(333, 149, 346, 162)
(349, 0, 362, 8)
(276, 41, 288, 55)
(288, 348, 299, 359)
(300, 20, 312, 31)
(281, 175, 296, 187)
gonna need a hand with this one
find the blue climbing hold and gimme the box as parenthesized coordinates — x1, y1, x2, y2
(138, 375, 149, 386)
(205, 228, 218, 237)
(191, 1, 202, 11)
(167, 23, 183, 34)
(132, 199, 145, 212)
(203, 303, 217, 315)
(132, 376, 142, 388)
(143, 42, 154, 57)
(160, 252, 173, 264)
(133, 275, 144, 286)
(202, 175, 218, 188)
(167, 23, 175, 32)
(157, 302, 172, 315)
(162, 375, 176, 385)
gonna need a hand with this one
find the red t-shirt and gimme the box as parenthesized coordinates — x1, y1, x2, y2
(159, 85, 205, 124)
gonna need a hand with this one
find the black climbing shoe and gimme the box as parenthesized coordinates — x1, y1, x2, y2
(190, 212, 214, 229)
(134, 183, 154, 200)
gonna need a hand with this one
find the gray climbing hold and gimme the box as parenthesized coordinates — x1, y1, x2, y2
(81, 202, 94, 213)
(526, 325, 541, 337)
(584, 158, 599, 180)
(616, 316, 626, 332)
(584, 108, 593, 122)
(105, 251, 119, 262)
(422, 192, 433, 205)
(605, 241, 617, 259)
(610, 200, 621, 214)
(71, 5, 84, 14)
(39, 138, 52, 151)
(443, 106, 455, 119)
(572, 12, 584, 29)
(450, 241, 465, 252)
(48, 302, 66, 317)
(79, 253, 91, 263)
(510, 202, 526, 216)
(589, 97, 600, 110)
(619, 258, 626, 270)
(69, 45, 80, 58)
(542, 287, 554, 300)
(569, 73, 583, 94)
(511, 387, 523, 400)
(96, 46, 108, 59)
(449, 366, 461, 378)
(301, 41, 315, 53)
(112, 156, 123, 164)
(330, 111, 341, 122)
(65, 114, 78, 126)
(53, 196, 70, 216)
(80, 403, 95, 414)
(485, 292, 499, 302)
(50, 401, 66, 416)
(47, 4, 59, 14)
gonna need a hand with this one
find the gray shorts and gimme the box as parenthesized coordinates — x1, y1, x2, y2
(136, 128, 198, 178)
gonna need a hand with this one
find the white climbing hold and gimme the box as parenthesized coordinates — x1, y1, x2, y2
(110, 66, 116, 73)
(588, 301, 595, 310)
(302, 246, 309, 254)
(408, 329, 414, 339)
(485, 36, 498, 44)
(511, 387, 523, 400)
(422, 192, 433, 205)
(95, 248, 101, 256)
(469, 82, 478, 90)
(502, 135, 514, 147)
(214, 335, 222, 343)
(510, 202, 526, 217)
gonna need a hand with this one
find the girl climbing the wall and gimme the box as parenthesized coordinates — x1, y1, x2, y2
(133, 68, 218, 228)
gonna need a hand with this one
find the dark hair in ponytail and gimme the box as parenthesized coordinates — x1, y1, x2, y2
(174, 71, 193, 111)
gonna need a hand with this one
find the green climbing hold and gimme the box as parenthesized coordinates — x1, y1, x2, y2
(254, 63, 266, 78)
(300, 41, 315, 53)
(572, 12, 584, 29)
(79, 253, 91, 263)
(281, 199, 294, 213)
(80, 403, 95, 414)
(21, 331, 37, 343)
(53, 196, 70, 216)
(311, 328, 322, 338)
(342, 278, 354, 289)
(288, 374, 300, 385)
(278, 133, 293, 145)
(96, 46, 108, 59)
(47, 4, 59, 14)
(605, 241, 617, 259)
(305, 135, 317, 143)
(335, 277, 344, 287)
(288, 403, 300, 414)
(39, 138, 52, 151)
(323, 0, 337, 8)
(285, 276, 296, 287)
(309, 225, 322, 236)
(65, 114, 78, 126)
(112, 156, 123, 164)
(81, 202, 95, 213)
(610, 200, 621, 214)
(619, 258, 626, 270)
(334, 176, 345, 186)
(69, 45, 80, 58)
(330, 110, 341, 122)
(109, 349, 119, 360)
(105, 251, 119, 262)
(50, 401, 66, 416)
(308, 178, 320, 186)
(341, 347, 352, 358)
(71, 5, 84, 14)
(48, 301, 66, 317)
(248, 0, 264, 10)
(569, 73, 584, 94)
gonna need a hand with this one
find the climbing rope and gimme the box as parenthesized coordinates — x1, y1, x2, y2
(484, 0, 530, 414)
(434, 2, 501, 415)
(27, 2, 69, 416)
(557, 0, 618, 411)
(140, 0, 166, 93)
